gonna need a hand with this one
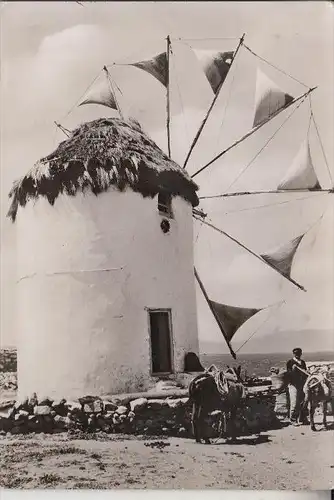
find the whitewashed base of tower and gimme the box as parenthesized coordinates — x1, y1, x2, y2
(16, 189, 199, 400)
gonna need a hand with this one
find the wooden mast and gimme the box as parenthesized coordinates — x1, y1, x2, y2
(103, 65, 124, 119)
(194, 215, 306, 292)
(194, 267, 237, 359)
(166, 36, 172, 158)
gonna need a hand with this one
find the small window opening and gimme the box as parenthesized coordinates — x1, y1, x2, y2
(158, 192, 173, 218)
(149, 310, 173, 374)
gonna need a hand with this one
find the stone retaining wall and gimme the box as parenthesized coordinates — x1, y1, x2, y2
(0, 391, 281, 438)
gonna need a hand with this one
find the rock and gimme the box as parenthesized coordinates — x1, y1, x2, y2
(79, 395, 99, 406)
(104, 412, 115, 422)
(7, 407, 16, 419)
(130, 398, 147, 413)
(14, 398, 29, 412)
(18, 410, 30, 418)
(116, 405, 128, 415)
(151, 380, 181, 392)
(14, 413, 27, 423)
(103, 401, 118, 412)
(54, 415, 67, 426)
(64, 417, 74, 429)
(147, 399, 168, 410)
(83, 400, 103, 414)
(28, 393, 38, 407)
(34, 405, 51, 416)
(52, 398, 67, 407)
(67, 402, 81, 411)
(112, 414, 121, 425)
(38, 397, 54, 407)
(0, 417, 12, 432)
(167, 398, 186, 409)
(52, 400, 68, 416)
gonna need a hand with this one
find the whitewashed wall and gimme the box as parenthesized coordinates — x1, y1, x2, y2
(15, 188, 199, 400)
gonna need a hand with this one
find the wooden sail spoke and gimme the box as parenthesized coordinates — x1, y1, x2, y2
(191, 86, 316, 179)
(183, 34, 245, 169)
(193, 215, 307, 292)
(194, 267, 237, 359)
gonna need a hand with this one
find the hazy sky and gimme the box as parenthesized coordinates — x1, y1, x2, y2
(1, 2, 333, 352)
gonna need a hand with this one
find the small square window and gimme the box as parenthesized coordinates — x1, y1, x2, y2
(158, 192, 173, 218)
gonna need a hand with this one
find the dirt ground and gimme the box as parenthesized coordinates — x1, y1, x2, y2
(1, 415, 333, 490)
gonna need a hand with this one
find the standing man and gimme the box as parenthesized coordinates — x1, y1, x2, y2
(286, 347, 308, 425)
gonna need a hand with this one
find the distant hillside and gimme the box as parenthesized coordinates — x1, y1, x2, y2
(200, 329, 333, 355)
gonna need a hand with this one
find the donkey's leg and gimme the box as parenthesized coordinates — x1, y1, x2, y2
(192, 402, 201, 443)
(310, 401, 316, 432)
(199, 406, 210, 444)
(227, 407, 237, 442)
(322, 401, 328, 430)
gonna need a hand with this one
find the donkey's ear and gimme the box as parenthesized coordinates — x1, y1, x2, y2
(236, 365, 242, 377)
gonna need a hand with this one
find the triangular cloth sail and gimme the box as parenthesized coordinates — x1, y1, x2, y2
(130, 52, 168, 87)
(260, 235, 304, 278)
(192, 49, 234, 94)
(78, 73, 117, 110)
(209, 301, 262, 342)
(278, 139, 321, 190)
(253, 68, 294, 128)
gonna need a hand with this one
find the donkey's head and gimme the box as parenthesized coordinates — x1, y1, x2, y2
(225, 365, 243, 383)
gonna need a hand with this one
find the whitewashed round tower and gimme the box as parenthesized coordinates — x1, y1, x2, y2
(8, 118, 201, 400)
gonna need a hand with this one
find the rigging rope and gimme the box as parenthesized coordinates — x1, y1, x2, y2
(174, 37, 240, 42)
(224, 95, 307, 194)
(183, 34, 245, 169)
(60, 70, 103, 121)
(309, 96, 333, 188)
(191, 87, 315, 179)
(243, 44, 309, 89)
(193, 214, 306, 291)
(235, 301, 285, 353)
(212, 54, 239, 156)
(216, 192, 329, 215)
(199, 189, 331, 200)
(170, 48, 190, 154)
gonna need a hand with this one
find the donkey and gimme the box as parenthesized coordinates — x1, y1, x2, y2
(188, 365, 246, 444)
(302, 369, 333, 431)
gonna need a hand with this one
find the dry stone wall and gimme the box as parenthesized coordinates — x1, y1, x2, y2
(0, 391, 281, 438)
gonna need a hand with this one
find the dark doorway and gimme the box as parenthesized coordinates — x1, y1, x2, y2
(149, 309, 173, 374)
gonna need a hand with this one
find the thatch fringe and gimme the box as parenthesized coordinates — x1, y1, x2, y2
(7, 118, 199, 222)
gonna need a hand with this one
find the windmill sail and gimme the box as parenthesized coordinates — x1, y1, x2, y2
(260, 234, 304, 279)
(278, 139, 321, 190)
(78, 72, 117, 110)
(192, 49, 234, 94)
(130, 52, 168, 87)
(253, 68, 294, 128)
(209, 301, 263, 342)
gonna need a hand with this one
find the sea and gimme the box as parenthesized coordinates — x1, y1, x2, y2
(199, 351, 334, 378)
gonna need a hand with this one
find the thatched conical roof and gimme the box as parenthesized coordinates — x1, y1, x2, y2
(7, 117, 199, 222)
